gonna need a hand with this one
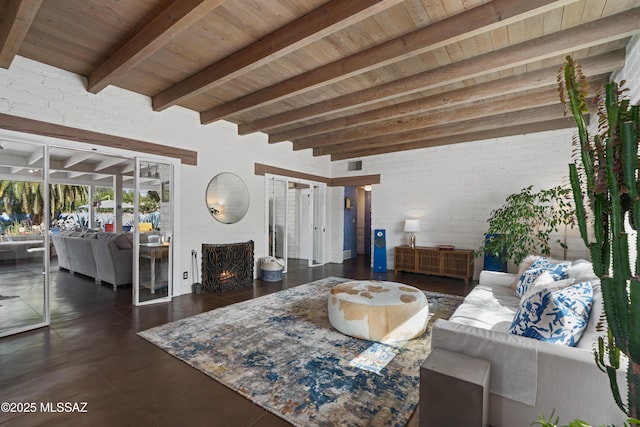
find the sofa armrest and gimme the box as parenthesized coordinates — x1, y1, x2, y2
(107, 241, 133, 285)
(431, 319, 626, 425)
(432, 318, 538, 405)
(478, 270, 517, 288)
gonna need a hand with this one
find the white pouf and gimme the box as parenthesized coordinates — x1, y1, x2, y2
(328, 280, 430, 343)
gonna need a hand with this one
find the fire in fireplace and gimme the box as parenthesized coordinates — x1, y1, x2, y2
(201, 241, 254, 292)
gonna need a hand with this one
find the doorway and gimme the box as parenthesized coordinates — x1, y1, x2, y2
(343, 185, 372, 261)
(265, 174, 326, 272)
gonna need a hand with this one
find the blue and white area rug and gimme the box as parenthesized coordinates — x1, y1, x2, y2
(138, 277, 464, 427)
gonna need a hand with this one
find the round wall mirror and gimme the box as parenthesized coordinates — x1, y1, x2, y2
(206, 172, 250, 224)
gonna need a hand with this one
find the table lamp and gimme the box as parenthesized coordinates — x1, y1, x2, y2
(404, 219, 420, 248)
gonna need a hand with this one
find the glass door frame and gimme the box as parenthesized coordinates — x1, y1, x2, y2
(264, 174, 327, 269)
(265, 175, 289, 272)
(309, 182, 326, 267)
(0, 142, 50, 337)
(133, 157, 173, 306)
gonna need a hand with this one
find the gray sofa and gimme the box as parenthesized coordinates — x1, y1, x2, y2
(52, 230, 133, 289)
(429, 259, 627, 426)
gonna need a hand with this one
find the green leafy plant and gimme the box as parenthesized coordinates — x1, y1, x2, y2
(533, 411, 593, 427)
(533, 410, 640, 427)
(559, 55, 640, 420)
(478, 185, 575, 265)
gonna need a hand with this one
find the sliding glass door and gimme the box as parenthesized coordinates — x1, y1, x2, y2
(0, 142, 49, 337)
(134, 158, 173, 306)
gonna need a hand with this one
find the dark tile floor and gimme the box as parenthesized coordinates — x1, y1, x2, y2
(0, 255, 470, 427)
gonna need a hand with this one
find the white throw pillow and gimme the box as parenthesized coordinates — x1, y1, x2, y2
(515, 257, 571, 297)
(520, 271, 575, 302)
(567, 259, 599, 283)
(509, 281, 594, 346)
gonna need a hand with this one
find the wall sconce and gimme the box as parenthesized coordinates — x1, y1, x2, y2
(404, 219, 421, 248)
(345, 196, 353, 210)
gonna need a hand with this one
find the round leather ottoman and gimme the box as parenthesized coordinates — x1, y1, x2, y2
(328, 280, 429, 343)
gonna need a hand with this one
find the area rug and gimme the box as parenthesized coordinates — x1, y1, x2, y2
(138, 277, 464, 427)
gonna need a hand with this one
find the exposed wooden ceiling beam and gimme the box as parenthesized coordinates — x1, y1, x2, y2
(294, 84, 586, 150)
(153, 0, 404, 112)
(199, 0, 576, 124)
(232, 7, 640, 130)
(0, 0, 43, 68)
(298, 77, 605, 150)
(330, 117, 581, 160)
(265, 50, 623, 142)
(87, 0, 225, 94)
(312, 104, 569, 157)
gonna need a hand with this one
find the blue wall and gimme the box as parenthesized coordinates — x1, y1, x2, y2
(364, 190, 371, 255)
(343, 186, 357, 258)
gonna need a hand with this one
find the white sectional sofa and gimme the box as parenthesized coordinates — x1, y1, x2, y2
(430, 259, 627, 426)
(52, 230, 133, 289)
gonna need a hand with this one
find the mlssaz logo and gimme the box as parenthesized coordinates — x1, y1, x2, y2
(40, 402, 88, 413)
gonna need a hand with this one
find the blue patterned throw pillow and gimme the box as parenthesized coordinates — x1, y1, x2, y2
(515, 257, 570, 297)
(509, 281, 593, 346)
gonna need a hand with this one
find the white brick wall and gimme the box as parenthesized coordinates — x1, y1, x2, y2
(333, 126, 588, 277)
(613, 35, 640, 103)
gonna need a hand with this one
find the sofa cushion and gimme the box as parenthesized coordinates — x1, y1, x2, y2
(449, 284, 521, 332)
(509, 281, 593, 346)
(515, 257, 570, 297)
(114, 233, 133, 249)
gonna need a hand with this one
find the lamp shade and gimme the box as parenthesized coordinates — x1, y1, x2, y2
(404, 219, 421, 232)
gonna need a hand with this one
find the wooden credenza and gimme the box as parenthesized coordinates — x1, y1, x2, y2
(394, 245, 474, 285)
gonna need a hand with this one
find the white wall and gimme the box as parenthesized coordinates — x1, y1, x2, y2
(332, 128, 588, 277)
(613, 35, 640, 103)
(0, 56, 335, 295)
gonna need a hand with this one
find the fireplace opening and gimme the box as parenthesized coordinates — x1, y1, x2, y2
(201, 241, 254, 292)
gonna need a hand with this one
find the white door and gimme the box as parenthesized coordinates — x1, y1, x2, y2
(309, 183, 325, 267)
(298, 188, 311, 260)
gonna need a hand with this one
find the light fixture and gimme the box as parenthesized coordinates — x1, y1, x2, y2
(363, 185, 372, 192)
(404, 219, 421, 248)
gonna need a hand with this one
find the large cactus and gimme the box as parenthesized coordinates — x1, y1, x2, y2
(559, 56, 640, 419)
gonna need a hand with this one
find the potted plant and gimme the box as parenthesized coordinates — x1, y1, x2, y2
(557, 56, 640, 424)
(477, 185, 575, 269)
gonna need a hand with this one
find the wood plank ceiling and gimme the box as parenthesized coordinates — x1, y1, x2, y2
(1, 0, 639, 161)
